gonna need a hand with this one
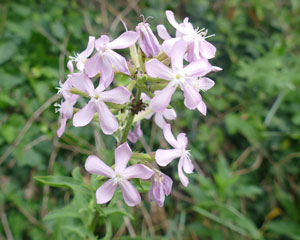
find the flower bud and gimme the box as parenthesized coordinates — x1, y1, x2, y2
(136, 17, 160, 58)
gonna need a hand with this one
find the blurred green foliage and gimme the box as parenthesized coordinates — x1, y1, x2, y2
(0, 0, 300, 239)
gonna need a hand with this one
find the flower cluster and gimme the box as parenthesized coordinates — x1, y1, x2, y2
(56, 11, 220, 207)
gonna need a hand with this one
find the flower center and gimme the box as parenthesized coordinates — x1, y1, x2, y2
(112, 173, 124, 185)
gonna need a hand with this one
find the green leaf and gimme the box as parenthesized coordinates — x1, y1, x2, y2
(0, 41, 19, 65)
(102, 207, 134, 220)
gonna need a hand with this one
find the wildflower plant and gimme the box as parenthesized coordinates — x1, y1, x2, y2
(38, 10, 221, 237)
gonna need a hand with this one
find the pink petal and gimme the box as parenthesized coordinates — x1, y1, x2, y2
(95, 35, 110, 50)
(165, 10, 187, 34)
(198, 77, 215, 91)
(162, 173, 173, 195)
(171, 38, 187, 71)
(107, 31, 138, 49)
(152, 182, 165, 207)
(150, 83, 176, 112)
(177, 133, 188, 148)
(155, 149, 181, 167)
(96, 179, 117, 204)
(95, 101, 118, 135)
(192, 40, 200, 60)
(80, 36, 95, 58)
(106, 49, 130, 76)
(99, 57, 114, 88)
(67, 60, 74, 73)
(114, 142, 132, 174)
(199, 39, 216, 59)
(85, 155, 114, 178)
(182, 81, 202, 110)
(154, 113, 166, 129)
(161, 38, 179, 57)
(73, 101, 96, 127)
(157, 24, 171, 40)
(71, 73, 94, 96)
(145, 59, 173, 80)
(163, 123, 179, 148)
(85, 53, 101, 78)
(183, 156, 194, 174)
(183, 59, 211, 78)
(57, 117, 67, 137)
(99, 87, 130, 104)
(162, 108, 177, 120)
(178, 157, 189, 187)
(123, 164, 154, 180)
(119, 180, 141, 206)
(197, 100, 207, 116)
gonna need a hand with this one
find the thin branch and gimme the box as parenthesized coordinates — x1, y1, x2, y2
(0, 94, 60, 166)
(0, 207, 14, 240)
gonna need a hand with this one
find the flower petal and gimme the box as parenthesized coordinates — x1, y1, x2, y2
(197, 100, 207, 116)
(73, 101, 95, 127)
(177, 133, 188, 148)
(162, 108, 177, 120)
(199, 39, 216, 59)
(123, 164, 154, 180)
(155, 149, 181, 167)
(150, 83, 176, 112)
(95, 101, 118, 135)
(165, 10, 187, 34)
(171, 38, 187, 71)
(80, 36, 95, 58)
(85, 53, 101, 78)
(183, 59, 211, 78)
(115, 142, 132, 174)
(99, 87, 130, 104)
(99, 57, 114, 88)
(107, 31, 138, 49)
(157, 24, 171, 40)
(162, 173, 173, 195)
(154, 113, 166, 129)
(95, 35, 110, 50)
(152, 182, 165, 207)
(198, 77, 215, 91)
(145, 59, 173, 80)
(85, 155, 114, 178)
(96, 179, 117, 204)
(161, 38, 179, 57)
(57, 117, 67, 138)
(178, 157, 189, 187)
(71, 73, 94, 96)
(183, 156, 194, 174)
(163, 123, 179, 148)
(182, 81, 202, 110)
(119, 180, 141, 206)
(106, 49, 130, 76)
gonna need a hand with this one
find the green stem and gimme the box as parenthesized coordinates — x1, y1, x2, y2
(69, 88, 89, 97)
(120, 88, 142, 144)
(90, 210, 99, 232)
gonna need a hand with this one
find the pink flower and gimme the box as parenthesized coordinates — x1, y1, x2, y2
(56, 95, 78, 137)
(141, 93, 177, 128)
(155, 124, 194, 187)
(128, 122, 143, 143)
(56, 61, 79, 137)
(70, 36, 95, 72)
(71, 73, 130, 135)
(136, 16, 161, 57)
(145, 38, 211, 112)
(85, 142, 154, 206)
(190, 77, 215, 116)
(148, 172, 172, 207)
(157, 10, 216, 62)
(85, 31, 138, 87)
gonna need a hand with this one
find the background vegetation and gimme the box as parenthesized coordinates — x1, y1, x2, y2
(0, 0, 299, 239)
